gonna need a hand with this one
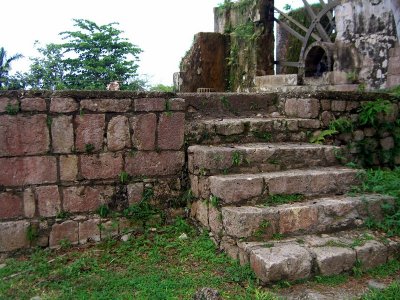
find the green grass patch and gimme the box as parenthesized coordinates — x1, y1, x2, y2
(356, 168, 400, 236)
(314, 274, 349, 286)
(265, 194, 305, 206)
(0, 219, 278, 299)
(361, 281, 400, 300)
(367, 259, 400, 278)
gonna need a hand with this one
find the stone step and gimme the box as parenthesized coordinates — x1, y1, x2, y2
(217, 194, 393, 239)
(233, 229, 400, 284)
(188, 143, 340, 176)
(208, 167, 359, 205)
(185, 117, 322, 145)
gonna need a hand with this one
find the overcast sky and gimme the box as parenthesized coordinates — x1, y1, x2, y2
(1, 0, 315, 86)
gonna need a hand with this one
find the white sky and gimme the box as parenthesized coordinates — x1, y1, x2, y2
(1, 0, 314, 86)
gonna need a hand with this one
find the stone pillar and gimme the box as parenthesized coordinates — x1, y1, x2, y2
(391, 0, 400, 41)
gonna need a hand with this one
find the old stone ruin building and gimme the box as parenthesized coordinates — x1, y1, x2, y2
(1, 0, 400, 289)
(175, 0, 400, 92)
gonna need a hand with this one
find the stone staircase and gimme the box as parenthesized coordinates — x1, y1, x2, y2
(186, 95, 399, 285)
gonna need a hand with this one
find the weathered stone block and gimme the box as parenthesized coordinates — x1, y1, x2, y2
(321, 111, 334, 127)
(353, 130, 365, 141)
(321, 100, 331, 111)
(0, 97, 18, 113)
(125, 151, 184, 176)
(50, 97, 78, 112)
(23, 188, 36, 218)
(215, 119, 245, 136)
(130, 114, 157, 150)
(355, 240, 388, 270)
(60, 155, 78, 181)
(134, 98, 166, 112)
(0, 115, 49, 156)
(387, 75, 400, 87)
(107, 116, 131, 151)
(388, 56, 400, 75)
(364, 128, 376, 137)
(250, 244, 312, 283)
(75, 114, 105, 152)
(157, 112, 185, 150)
(267, 174, 309, 195)
(222, 206, 278, 238)
(79, 219, 101, 244)
(331, 100, 347, 112)
(127, 183, 144, 205)
(63, 185, 114, 213)
(0, 192, 23, 219)
(52, 115, 74, 153)
(190, 200, 209, 228)
(36, 185, 61, 217)
(346, 101, 360, 111)
(279, 205, 319, 234)
(284, 98, 320, 118)
(168, 98, 185, 111)
(80, 99, 131, 112)
(20, 98, 47, 111)
(0, 221, 30, 252)
(209, 175, 263, 204)
(209, 205, 222, 234)
(49, 220, 79, 248)
(0, 156, 57, 186)
(311, 246, 356, 276)
(380, 136, 395, 150)
(298, 119, 321, 129)
(80, 153, 123, 180)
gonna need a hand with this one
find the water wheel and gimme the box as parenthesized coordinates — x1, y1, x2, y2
(274, 0, 341, 84)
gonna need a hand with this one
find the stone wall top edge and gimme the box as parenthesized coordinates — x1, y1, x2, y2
(178, 91, 399, 102)
(0, 90, 176, 100)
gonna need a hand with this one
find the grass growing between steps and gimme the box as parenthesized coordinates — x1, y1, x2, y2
(0, 218, 279, 300)
(355, 168, 400, 236)
(361, 281, 400, 300)
(264, 194, 305, 206)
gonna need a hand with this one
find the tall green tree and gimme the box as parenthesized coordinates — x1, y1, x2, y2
(0, 47, 23, 89)
(22, 19, 145, 90)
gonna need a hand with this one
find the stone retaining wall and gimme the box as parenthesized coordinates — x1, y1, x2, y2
(0, 91, 186, 254)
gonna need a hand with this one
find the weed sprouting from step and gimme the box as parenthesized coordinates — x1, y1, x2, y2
(254, 220, 270, 237)
(264, 194, 304, 206)
(232, 151, 243, 166)
(329, 117, 354, 133)
(322, 240, 350, 248)
(272, 233, 285, 240)
(253, 130, 272, 142)
(314, 274, 349, 286)
(261, 242, 274, 248)
(352, 259, 364, 278)
(309, 129, 338, 144)
(84, 143, 95, 153)
(26, 224, 39, 243)
(253, 288, 278, 300)
(97, 204, 110, 218)
(209, 195, 220, 208)
(119, 171, 130, 184)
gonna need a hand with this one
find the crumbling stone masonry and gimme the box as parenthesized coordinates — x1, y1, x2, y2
(0, 91, 185, 253)
(335, 0, 398, 89)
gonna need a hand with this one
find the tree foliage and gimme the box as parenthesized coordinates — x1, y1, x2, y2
(18, 19, 145, 90)
(0, 47, 23, 89)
